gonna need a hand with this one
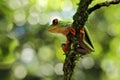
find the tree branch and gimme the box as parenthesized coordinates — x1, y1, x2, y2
(63, 0, 93, 80)
(72, 0, 93, 30)
(88, 0, 120, 14)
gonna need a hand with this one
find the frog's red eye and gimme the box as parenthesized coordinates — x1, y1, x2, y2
(52, 18, 58, 25)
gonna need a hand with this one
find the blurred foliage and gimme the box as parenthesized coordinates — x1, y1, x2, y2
(0, 0, 120, 80)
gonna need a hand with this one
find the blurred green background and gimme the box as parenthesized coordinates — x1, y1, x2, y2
(0, 0, 120, 80)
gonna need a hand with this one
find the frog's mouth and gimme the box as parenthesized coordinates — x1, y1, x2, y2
(48, 26, 69, 36)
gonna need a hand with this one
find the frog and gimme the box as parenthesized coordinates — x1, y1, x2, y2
(48, 18, 94, 55)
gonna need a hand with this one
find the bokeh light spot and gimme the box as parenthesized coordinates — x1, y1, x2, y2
(81, 56, 95, 69)
(37, 0, 47, 8)
(13, 25, 26, 39)
(101, 59, 119, 79)
(21, 48, 35, 63)
(27, 12, 39, 25)
(14, 10, 26, 26)
(38, 63, 54, 77)
(13, 64, 27, 79)
(61, 0, 73, 12)
(73, 70, 86, 80)
(54, 63, 64, 75)
(8, 0, 29, 9)
(38, 46, 53, 61)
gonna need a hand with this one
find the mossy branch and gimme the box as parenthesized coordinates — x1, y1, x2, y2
(63, 0, 120, 80)
(72, 0, 93, 30)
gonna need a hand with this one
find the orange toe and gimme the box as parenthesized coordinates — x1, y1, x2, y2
(61, 43, 68, 52)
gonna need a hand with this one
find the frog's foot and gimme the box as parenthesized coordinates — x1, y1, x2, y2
(67, 27, 76, 36)
(61, 43, 69, 52)
(76, 41, 93, 55)
(80, 28, 85, 41)
(76, 43, 89, 55)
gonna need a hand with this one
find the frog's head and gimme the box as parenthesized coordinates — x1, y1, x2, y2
(48, 18, 72, 35)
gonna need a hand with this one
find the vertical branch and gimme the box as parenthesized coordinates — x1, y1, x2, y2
(63, 0, 93, 80)
(63, 51, 77, 80)
(72, 0, 93, 30)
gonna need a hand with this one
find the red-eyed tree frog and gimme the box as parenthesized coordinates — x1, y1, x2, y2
(48, 18, 94, 55)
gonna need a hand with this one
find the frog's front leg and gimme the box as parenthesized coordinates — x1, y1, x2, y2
(61, 43, 68, 52)
(61, 27, 85, 52)
(67, 27, 76, 36)
(67, 27, 85, 41)
(61, 37, 70, 52)
(61, 27, 75, 52)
